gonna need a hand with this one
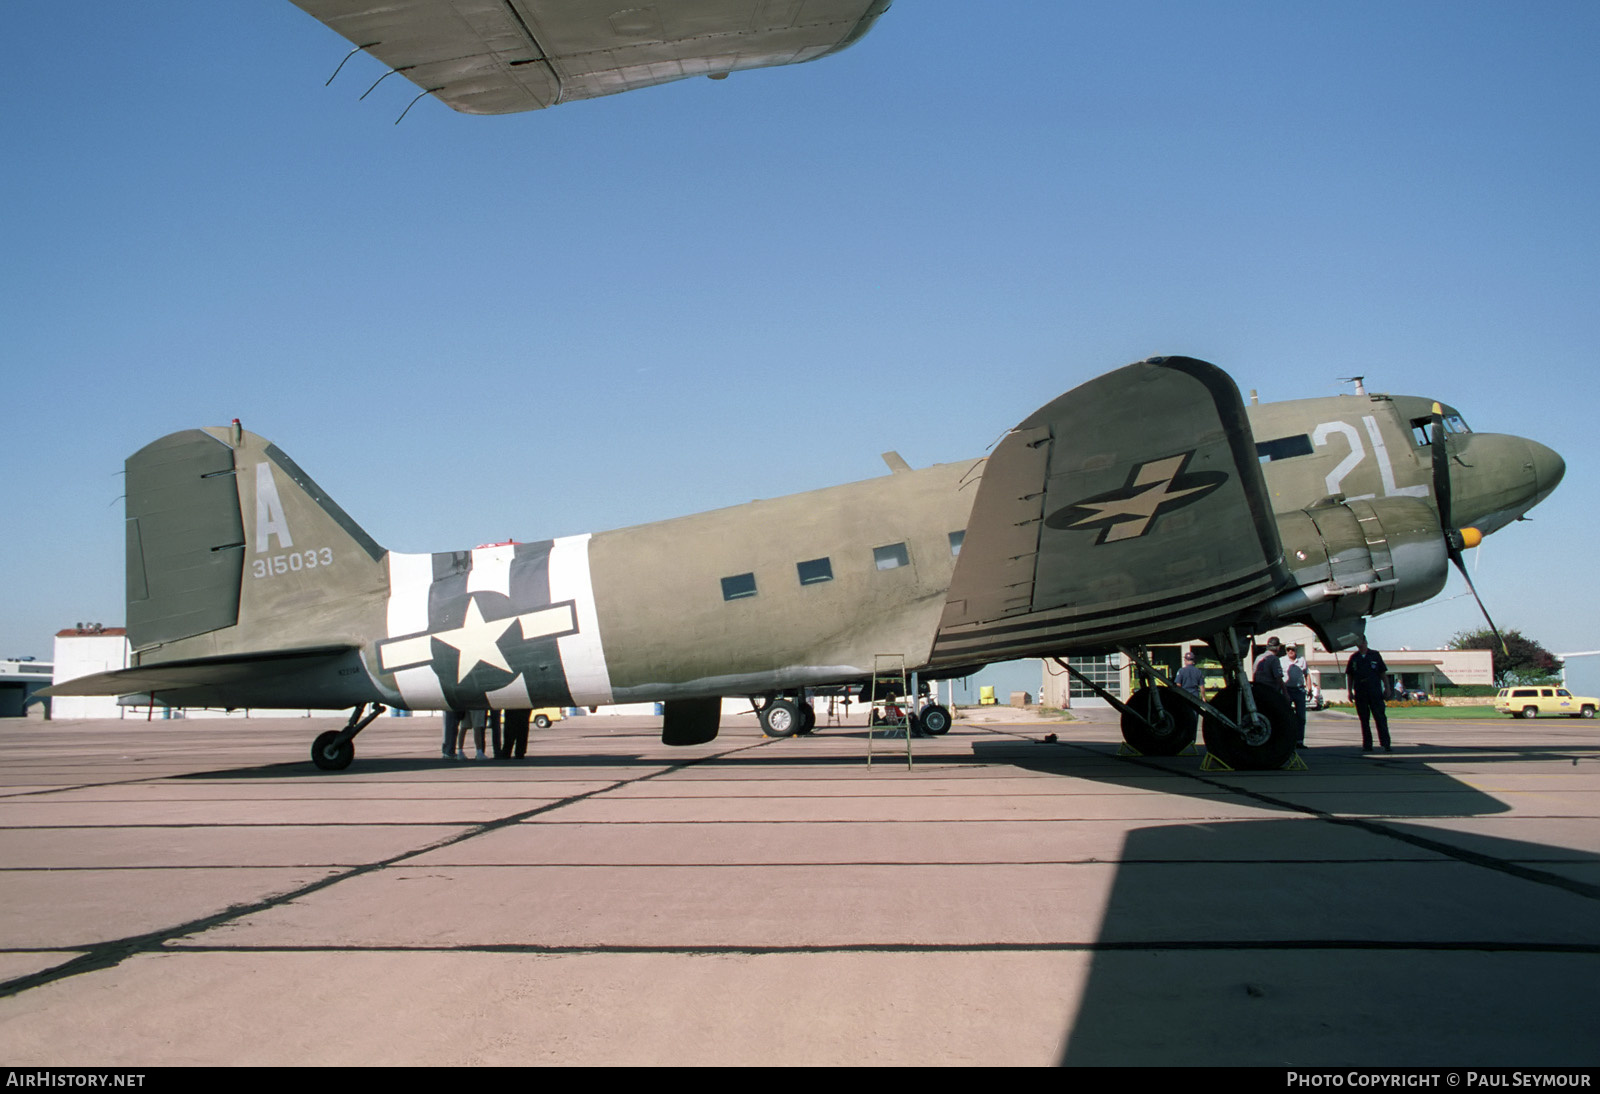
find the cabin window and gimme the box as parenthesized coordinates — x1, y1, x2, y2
(948, 530, 965, 556)
(874, 543, 910, 571)
(1255, 435, 1313, 463)
(720, 572, 758, 601)
(796, 557, 833, 585)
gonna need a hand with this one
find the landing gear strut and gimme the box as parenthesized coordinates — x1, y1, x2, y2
(1056, 651, 1200, 757)
(1197, 629, 1296, 770)
(311, 703, 384, 771)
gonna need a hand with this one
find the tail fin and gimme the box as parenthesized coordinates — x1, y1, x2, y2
(126, 424, 387, 661)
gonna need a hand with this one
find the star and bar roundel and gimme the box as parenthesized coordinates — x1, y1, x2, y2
(1044, 452, 1228, 545)
(377, 539, 586, 709)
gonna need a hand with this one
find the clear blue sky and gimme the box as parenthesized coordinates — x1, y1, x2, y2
(4, 2, 1598, 695)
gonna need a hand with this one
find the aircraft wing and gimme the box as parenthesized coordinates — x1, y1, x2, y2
(41, 646, 374, 709)
(932, 357, 1291, 665)
(289, 0, 892, 115)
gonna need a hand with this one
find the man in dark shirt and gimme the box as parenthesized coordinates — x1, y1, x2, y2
(1252, 637, 1288, 697)
(1175, 651, 1206, 699)
(1345, 637, 1392, 752)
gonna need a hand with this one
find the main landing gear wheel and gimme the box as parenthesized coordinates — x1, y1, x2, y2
(1201, 683, 1295, 771)
(918, 704, 953, 736)
(793, 702, 816, 735)
(1120, 686, 1197, 756)
(760, 698, 802, 738)
(311, 730, 354, 771)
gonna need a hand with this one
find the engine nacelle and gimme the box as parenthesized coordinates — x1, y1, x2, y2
(1263, 496, 1449, 641)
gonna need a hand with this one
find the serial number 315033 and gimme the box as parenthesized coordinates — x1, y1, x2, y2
(252, 548, 334, 578)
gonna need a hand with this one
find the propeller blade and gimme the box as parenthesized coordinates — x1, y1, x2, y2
(1430, 401, 1453, 533)
(1451, 549, 1507, 656)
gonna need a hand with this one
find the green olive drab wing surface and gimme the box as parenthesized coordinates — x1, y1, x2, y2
(931, 357, 1291, 667)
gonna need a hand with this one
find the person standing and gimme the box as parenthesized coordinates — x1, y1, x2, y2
(1175, 650, 1206, 700)
(501, 709, 531, 759)
(442, 708, 463, 760)
(1252, 637, 1288, 699)
(1345, 637, 1392, 752)
(1284, 646, 1308, 747)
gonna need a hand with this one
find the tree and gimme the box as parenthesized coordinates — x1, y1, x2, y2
(1448, 628, 1562, 687)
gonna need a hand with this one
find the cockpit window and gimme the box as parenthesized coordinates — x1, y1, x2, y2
(1410, 412, 1473, 447)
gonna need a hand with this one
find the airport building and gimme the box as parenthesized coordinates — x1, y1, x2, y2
(1038, 623, 1494, 709)
(0, 658, 54, 717)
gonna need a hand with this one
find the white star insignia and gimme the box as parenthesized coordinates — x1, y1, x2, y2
(431, 596, 515, 682)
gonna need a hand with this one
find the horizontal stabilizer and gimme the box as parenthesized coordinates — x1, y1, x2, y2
(43, 646, 362, 702)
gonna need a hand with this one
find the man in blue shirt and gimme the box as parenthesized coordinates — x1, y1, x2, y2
(1345, 637, 1392, 752)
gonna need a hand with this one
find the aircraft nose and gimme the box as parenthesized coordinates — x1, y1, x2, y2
(1451, 433, 1564, 535)
(1527, 438, 1565, 502)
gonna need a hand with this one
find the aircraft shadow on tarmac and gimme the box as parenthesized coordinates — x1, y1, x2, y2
(966, 738, 1526, 819)
(1052, 816, 1600, 1066)
(174, 732, 1582, 811)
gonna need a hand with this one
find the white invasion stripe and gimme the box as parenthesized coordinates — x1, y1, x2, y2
(548, 534, 613, 706)
(394, 665, 446, 710)
(517, 603, 576, 640)
(467, 543, 515, 596)
(386, 552, 441, 709)
(386, 552, 434, 636)
(379, 635, 434, 672)
(486, 674, 531, 708)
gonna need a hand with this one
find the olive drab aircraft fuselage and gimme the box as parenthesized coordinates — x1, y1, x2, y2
(48, 358, 1564, 771)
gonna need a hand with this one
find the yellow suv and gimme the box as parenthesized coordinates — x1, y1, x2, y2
(1494, 687, 1598, 719)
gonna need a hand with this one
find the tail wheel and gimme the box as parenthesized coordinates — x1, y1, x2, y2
(311, 730, 354, 771)
(760, 698, 801, 738)
(918, 704, 953, 736)
(1201, 684, 1295, 770)
(1120, 687, 1198, 756)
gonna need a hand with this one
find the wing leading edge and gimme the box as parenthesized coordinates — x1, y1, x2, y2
(290, 0, 892, 116)
(932, 356, 1291, 665)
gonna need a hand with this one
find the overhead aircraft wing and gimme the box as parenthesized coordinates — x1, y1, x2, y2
(289, 0, 892, 115)
(932, 357, 1291, 665)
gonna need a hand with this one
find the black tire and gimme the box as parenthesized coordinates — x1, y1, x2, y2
(1201, 684, 1296, 770)
(1581, 706, 1595, 719)
(919, 704, 953, 736)
(533, 714, 551, 729)
(1522, 706, 1538, 720)
(795, 702, 816, 735)
(1120, 686, 1198, 756)
(761, 698, 802, 738)
(311, 730, 354, 771)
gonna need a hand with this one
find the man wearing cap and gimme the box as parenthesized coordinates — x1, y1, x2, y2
(1175, 650, 1206, 700)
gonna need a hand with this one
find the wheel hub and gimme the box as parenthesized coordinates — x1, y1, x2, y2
(1239, 712, 1272, 746)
